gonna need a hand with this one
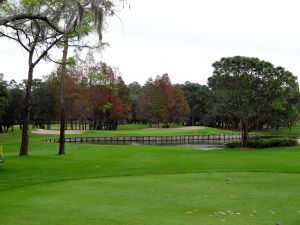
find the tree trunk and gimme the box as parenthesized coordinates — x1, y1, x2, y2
(241, 122, 249, 147)
(59, 35, 69, 155)
(19, 65, 34, 156)
(70, 119, 73, 130)
(191, 109, 195, 126)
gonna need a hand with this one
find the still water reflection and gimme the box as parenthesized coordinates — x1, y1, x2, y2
(129, 140, 226, 150)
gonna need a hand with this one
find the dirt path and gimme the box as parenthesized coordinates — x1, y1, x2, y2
(32, 129, 84, 135)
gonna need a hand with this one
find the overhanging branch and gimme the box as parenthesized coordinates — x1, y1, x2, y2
(0, 14, 64, 34)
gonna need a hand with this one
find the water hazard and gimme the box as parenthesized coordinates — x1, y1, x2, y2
(118, 140, 225, 150)
(45, 134, 249, 150)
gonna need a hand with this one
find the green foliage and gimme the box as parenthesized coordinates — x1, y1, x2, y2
(128, 82, 142, 122)
(99, 102, 112, 113)
(21, 0, 40, 8)
(0, 77, 8, 120)
(0, 2, 12, 12)
(31, 79, 55, 126)
(226, 137, 297, 148)
(2, 82, 24, 129)
(87, 72, 109, 82)
(248, 137, 297, 148)
(115, 76, 130, 107)
(182, 82, 212, 125)
(65, 56, 76, 66)
(208, 56, 300, 146)
(225, 141, 241, 148)
(0, 146, 3, 163)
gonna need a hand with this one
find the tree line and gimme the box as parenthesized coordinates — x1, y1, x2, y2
(1, 56, 299, 146)
(0, 59, 190, 131)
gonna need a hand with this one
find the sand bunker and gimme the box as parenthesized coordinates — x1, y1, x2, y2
(32, 129, 84, 135)
(174, 126, 206, 130)
(142, 126, 206, 131)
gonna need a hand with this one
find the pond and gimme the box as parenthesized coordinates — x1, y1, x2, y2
(128, 140, 226, 150)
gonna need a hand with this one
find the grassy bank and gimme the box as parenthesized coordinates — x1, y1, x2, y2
(251, 123, 300, 137)
(0, 129, 300, 225)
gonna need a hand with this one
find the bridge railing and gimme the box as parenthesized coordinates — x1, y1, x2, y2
(43, 133, 257, 144)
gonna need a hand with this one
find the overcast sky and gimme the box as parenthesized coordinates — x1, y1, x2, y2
(1, 0, 300, 85)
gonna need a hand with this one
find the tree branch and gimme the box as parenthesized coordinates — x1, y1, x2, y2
(33, 35, 63, 67)
(0, 29, 30, 52)
(0, 14, 64, 34)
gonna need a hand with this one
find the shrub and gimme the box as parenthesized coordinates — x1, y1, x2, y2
(226, 141, 241, 148)
(248, 137, 297, 148)
(226, 137, 297, 149)
(0, 146, 3, 163)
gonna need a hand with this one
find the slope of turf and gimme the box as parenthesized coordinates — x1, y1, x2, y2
(33, 124, 233, 137)
(1, 129, 300, 225)
(1, 172, 299, 225)
(254, 123, 300, 137)
(73, 126, 232, 137)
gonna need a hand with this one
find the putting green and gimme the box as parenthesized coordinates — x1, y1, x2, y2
(1, 172, 299, 225)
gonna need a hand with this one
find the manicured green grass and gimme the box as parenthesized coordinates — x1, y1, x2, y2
(1, 129, 300, 225)
(253, 124, 300, 137)
(38, 123, 232, 137)
(1, 172, 299, 225)
(116, 123, 184, 130)
(73, 126, 232, 138)
(115, 123, 152, 130)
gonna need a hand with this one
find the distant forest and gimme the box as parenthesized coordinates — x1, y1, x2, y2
(0, 56, 299, 136)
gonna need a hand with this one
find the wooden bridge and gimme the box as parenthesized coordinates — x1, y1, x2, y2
(44, 133, 256, 144)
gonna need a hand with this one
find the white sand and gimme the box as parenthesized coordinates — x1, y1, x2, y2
(32, 129, 84, 135)
(142, 126, 206, 131)
(174, 126, 206, 130)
